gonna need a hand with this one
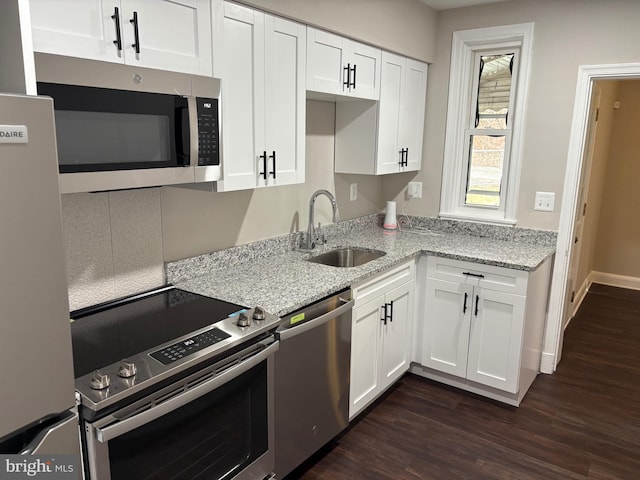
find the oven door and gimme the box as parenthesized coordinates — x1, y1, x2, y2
(83, 338, 277, 480)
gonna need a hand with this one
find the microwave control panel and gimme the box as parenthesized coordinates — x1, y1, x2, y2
(196, 97, 219, 167)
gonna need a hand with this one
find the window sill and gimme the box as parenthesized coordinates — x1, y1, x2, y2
(439, 211, 517, 226)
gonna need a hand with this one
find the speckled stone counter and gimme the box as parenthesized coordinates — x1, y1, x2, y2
(167, 216, 556, 317)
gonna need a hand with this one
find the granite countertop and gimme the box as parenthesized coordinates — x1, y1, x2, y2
(169, 217, 556, 317)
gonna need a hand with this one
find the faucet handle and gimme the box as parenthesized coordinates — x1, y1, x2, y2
(297, 231, 315, 250)
(316, 222, 326, 245)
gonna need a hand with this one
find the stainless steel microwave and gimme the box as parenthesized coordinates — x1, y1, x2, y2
(34, 54, 220, 194)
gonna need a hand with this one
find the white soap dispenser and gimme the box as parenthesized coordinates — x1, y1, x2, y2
(383, 201, 397, 230)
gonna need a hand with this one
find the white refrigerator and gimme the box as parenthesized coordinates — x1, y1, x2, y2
(0, 93, 79, 455)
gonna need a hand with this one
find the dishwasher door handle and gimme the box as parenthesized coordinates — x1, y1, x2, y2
(277, 297, 354, 340)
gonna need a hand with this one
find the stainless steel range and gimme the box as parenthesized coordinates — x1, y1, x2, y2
(70, 285, 280, 480)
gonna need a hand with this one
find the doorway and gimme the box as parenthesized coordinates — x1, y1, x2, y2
(544, 63, 640, 373)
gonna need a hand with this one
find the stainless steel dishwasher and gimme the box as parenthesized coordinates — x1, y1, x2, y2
(274, 289, 354, 479)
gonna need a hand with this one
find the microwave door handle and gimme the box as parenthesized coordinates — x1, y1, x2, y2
(95, 340, 279, 443)
(175, 106, 190, 165)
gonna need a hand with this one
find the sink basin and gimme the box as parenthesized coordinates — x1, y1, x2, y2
(305, 247, 386, 268)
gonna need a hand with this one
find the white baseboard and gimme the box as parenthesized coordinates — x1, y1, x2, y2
(540, 352, 555, 374)
(590, 271, 640, 291)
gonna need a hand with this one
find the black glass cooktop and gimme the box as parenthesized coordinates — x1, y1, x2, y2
(70, 286, 247, 377)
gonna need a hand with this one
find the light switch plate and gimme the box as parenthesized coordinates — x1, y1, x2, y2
(534, 191, 555, 211)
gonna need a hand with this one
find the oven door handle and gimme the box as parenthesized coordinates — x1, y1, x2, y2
(95, 339, 279, 443)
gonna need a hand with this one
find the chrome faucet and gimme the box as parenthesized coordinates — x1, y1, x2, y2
(299, 189, 340, 250)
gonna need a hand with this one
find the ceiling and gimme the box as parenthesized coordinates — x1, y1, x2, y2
(419, 0, 509, 11)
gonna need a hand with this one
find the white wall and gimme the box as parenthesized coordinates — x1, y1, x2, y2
(387, 0, 640, 231)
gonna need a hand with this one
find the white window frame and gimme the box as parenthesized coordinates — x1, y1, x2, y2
(440, 23, 534, 225)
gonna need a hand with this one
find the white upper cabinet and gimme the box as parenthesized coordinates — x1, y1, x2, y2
(213, 1, 305, 191)
(306, 27, 381, 100)
(30, 0, 213, 76)
(263, 15, 306, 187)
(335, 51, 428, 175)
(399, 57, 428, 172)
(30, 0, 122, 64)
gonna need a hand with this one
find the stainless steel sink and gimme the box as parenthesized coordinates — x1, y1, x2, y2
(305, 247, 386, 268)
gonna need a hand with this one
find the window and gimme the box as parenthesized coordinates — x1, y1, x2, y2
(440, 24, 534, 224)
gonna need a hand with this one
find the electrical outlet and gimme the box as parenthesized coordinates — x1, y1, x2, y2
(349, 183, 357, 201)
(407, 181, 422, 199)
(534, 191, 555, 212)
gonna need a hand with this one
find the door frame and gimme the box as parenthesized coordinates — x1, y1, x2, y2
(543, 62, 640, 373)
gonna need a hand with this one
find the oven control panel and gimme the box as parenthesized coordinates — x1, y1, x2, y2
(150, 327, 231, 365)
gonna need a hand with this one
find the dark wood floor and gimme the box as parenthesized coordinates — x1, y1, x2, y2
(288, 283, 640, 480)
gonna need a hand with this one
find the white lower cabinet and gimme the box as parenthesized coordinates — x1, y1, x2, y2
(416, 255, 551, 406)
(350, 260, 415, 419)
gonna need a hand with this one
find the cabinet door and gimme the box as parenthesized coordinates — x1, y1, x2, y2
(306, 28, 346, 96)
(263, 15, 305, 187)
(30, 0, 123, 64)
(350, 299, 384, 420)
(398, 59, 427, 172)
(422, 278, 471, 378)
(466, 289, 526, 393)
(307, 28, 380, 100)
(376, 52, 404, 174)
(215, 2, 263, 191)
(345, 41, 381, 100)
(381, 281, 413, 386)
(120, 0, 212, 75)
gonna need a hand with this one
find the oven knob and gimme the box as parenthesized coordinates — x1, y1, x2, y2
(237, 312, 252, 327)
(89, 370, 110, 390)
(117, 359, 137, 378)
(252, 306, 266, 321)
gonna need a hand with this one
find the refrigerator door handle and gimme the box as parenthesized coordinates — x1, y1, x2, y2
(20, 410, 79, 455)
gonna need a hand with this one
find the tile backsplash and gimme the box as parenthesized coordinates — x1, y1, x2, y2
(61, 188, 165, 311)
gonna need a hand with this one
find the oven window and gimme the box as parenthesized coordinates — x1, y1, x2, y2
(108, 361, 268, 480)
